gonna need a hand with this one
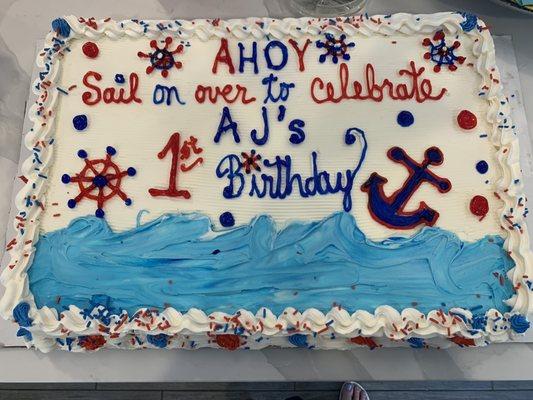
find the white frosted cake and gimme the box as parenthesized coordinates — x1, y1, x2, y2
(1, 13, 532, 352)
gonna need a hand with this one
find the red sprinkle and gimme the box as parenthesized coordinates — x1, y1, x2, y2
(457, 110, 477, 130)
(82, 41, 99, 58)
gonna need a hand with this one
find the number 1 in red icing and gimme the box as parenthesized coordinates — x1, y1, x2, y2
(149, 132, 204, 199)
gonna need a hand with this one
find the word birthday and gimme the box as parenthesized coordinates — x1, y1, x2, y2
(215, 128, 368, 212)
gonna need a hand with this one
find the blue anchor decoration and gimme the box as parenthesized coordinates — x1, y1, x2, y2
(361, 146, 451, 229)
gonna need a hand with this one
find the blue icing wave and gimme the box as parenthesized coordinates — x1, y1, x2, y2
(28, 212, 515, 317)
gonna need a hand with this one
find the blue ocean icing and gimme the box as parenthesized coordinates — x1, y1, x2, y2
(28, 212, 515, 317)
(509, 314, 530, 334)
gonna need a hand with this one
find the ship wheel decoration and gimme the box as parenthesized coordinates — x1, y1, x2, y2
(422, 30, 465, 72)
(316, 33, 355, 64)
(137, 37, 184, 78)
(61, 146, 136, 218)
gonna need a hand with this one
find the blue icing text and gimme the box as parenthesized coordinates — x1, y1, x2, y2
(216, 128, 367, 212)
(28, 212, 514, 317)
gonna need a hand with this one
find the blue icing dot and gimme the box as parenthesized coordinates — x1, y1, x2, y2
(397, 111, 414, 127)
(460, 12, 478, 32)
(115, 74, 125, 84)
(72, 115, 88, 131)
(106, 146, 116, 156)
(509, 314, 530, 334)
(16, 328, 32, 341)
(476, 160, 488, 174)
(288, 334, 308, 348)
(95, 208, 105, 218)
(67, 199, 76, 209)
(219, 211, 235, 227)
(77, 149, 87, 159)
(51, 18, 71, 38)
(13, 302, 32, 327)
(471, 314, 487, 331)
(406, 337, 425, 348)
(147, 333, 169, 348)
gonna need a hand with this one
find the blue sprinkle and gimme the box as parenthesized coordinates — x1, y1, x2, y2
(51, 18, 71, 38)
(72, 114, 88, 131)
(397, 110, 414, 127)
(115, 74, 125, 84)
(219, 211, 235, 227)
(476, 160, 489, 174)
(471, 314, 487, 330)
(57, 87, 68, 95)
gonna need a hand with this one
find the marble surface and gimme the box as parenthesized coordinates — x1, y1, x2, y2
(1, 0, 533, 382)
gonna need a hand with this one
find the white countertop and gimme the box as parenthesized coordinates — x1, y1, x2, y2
(0, 0, 533, 382)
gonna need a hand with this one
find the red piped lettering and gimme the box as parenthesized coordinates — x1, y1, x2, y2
(82, 71, 142, 106)
(195, 84, 256, 104)
(212, 38, 235, 74)
(288, 38, 311, 72)
(311, 61, 447, 104)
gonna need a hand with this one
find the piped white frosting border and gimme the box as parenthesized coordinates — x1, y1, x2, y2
(1, 13, 532, 352)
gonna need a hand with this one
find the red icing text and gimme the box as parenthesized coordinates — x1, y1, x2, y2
(195, 84, 256, 104)
(82, 71, 142, 106)
(311, 61, 446, 104)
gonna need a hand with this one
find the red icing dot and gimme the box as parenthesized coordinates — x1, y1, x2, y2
(82, 42, 99, 58)
(457, 110, 477, 130)
(215, 334, 240, 350)
(470, 195, 489, 220)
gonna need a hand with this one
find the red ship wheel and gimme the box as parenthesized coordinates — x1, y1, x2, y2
(61, 146, 136, 218)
